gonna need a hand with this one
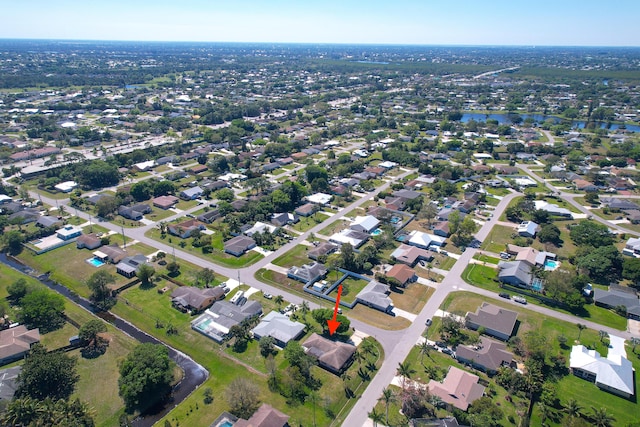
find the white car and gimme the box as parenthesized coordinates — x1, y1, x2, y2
(513, 296, 527, 305)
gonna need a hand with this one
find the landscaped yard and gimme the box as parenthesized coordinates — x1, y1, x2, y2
(332, 276, 369, 304)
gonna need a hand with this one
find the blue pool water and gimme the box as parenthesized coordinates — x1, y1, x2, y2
(544, 260, 559, 269)
(216, 420, 234, 427)
(531, 277, 544, 292)
(87, 257, 105, 267)
(371, 228, 382, 236)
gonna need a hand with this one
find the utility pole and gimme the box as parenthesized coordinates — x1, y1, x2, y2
(121, 225, 126, 249)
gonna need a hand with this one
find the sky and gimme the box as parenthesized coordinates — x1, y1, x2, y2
(2, 0, 640, 46)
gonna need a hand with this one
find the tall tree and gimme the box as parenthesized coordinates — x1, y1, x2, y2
(18, 290, 65, 333)
(379, 387, 396, 426)
(118, 343, 174, 412)
(226, 377, 260, 419)
(86, 270, 116, 311)
(16, 344, 79, 401)
(396, 361, 416, 392)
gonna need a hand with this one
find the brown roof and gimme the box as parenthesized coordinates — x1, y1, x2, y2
(302, 333, 356, 373)
(191, 164, 208, 173)
(295, 203, 316, 215)
(99, 245, 127, 263)
(386, 264, 416, 285)
(466, 303, 518, 339)
(291, 152, 308, 159)
(308, 242, 338, 260)
(0, 325, 40, 361)
(234, 403, 289, 427)
(428, 366, 485, 411)
(76, 233, 102, 247)
(171, 287, 224, 311)
(153, 195, 179, 208)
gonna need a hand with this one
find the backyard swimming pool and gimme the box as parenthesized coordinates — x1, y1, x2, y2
(87, 257, 105, 267)
(544, 260, 559, 270)
(371, 228, 382, 236)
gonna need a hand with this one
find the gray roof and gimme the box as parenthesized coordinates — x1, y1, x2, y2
(302, 333, 356, 373)
(466, 303, 518, 338)
(171, 287, 224, 310)
(36, 215, 61, 228)
(224, 235, 256, 255)
(393, 189, 422, 200)
(498, 260, 533, 286)
(455, 336, 513, 372)
(207, 300, 263, 329)
(252, 311, 305, 345)
(594, 289, 640, 312)
(288, 262, 327, 283)
(600, 197, 640, 210)
(356, 280, 393, 311)
(181, 186, 204, 198)
(0, 366, 21, 402)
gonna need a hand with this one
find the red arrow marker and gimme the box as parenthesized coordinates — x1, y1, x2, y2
(327, 284, 342, 336)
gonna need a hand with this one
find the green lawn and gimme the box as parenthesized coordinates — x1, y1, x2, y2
(318, 219, 348, 236)
(272, 244, 310, 267)
(473, 254, 500, 264)
(333, 277, 369, 304)
(291, 213, 331, 232)
(461, 264, 627, 330)
(392, 284, 434, 314)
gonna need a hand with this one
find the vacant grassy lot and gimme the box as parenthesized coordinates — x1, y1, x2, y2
(291, 213, 330, 232)
(272, 244, 310, 267)
(391, 284, 434, 314)
(333, 277, 369, 304)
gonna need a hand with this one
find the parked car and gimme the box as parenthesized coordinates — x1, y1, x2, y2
(425, 318, 432, 327)
(499, 252, 511, 260)
(513, 296, 527, 304)
(499, 292, 511, 299)
(263, 293, 272, 299)
(435, 341, 447, 348)
(442, 347, 454, 356)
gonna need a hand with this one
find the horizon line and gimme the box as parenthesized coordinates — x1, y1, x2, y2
(1, 37, 639, 49)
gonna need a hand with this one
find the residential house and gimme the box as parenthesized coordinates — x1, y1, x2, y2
(168, 219, 207, 239)
(533, 200, 573, 218)
(516, 221, 538, 238)
(36, 216, 62, 229)
(350, 215, 380, 233)
(0, 326, 40, 364)
(432, 221, 450, 237)
(570, 342, 635, 398)
(593, 289, 640, 320)
(180, 186, 204, 200)
(94, 245, 127, 264)
(118, 203, 151, 221)
(252, 311, 305, 347)
(329, 229, 370, 248)
(390, 244, 434, 267)
(465, 303, 518, 341)
(356, 280, 394, 313)
(56, 225, 82, 241)
(230, 199, 248, 211)
(191, 300, 263, 342)
(190, 164, 208, 174)
(153, 195, 179, 210)
(384, 196, 406, 211)
(308, 242, 338, 261)
(497, 260, 533, 288)
(455, 337, 514, 374)
(76, 234, 102, 250)
(623, 237, 640, 257)
(427, 366, 485, 411)
(600, 197, 640, 211)
(171, 286, 225, 313)
(244, 221, 277, 237)
(407, 230, 445, 250)
(224, 235, 256, 256)
(234, 404, 290, 427)
(115, 254, 149, 278)
(573, 179, 598, 192)
(386, 264, 417, 287)
(196, 209, 221, 224)
(306, 193, 332, 205)
(271, 212, 299, 227)
(393, 189, 422, 200)
(302, 333, 356, 375)
(295, 203, 317, 217)
(288, 262, 327, 285)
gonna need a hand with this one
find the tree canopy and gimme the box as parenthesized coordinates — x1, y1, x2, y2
(18, 290, 66, 333)
(569, 221, 614, 247)
(118, 343, 174, 412)
(16, 344, 79, 401)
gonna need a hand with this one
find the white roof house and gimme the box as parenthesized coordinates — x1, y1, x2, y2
(517, 221, 538, 238)
(329, 229, 370, 248)
(306, 193, 332, 205)
(54, 181, 77, 193)
(534, 200, 573, 218)
(245, 221, 277, 237)
(569, 340, 635, 398)
(133, 160, 156, 171)
(350, 215, 380, 233)
(252, 311, 305, 347)
(623, 237, 640, 257)
(378, 161, 397, 169)
(407, 230, 445, 249)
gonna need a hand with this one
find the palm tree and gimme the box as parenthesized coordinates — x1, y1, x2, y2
(538, 402, 551, 426)
(300, 301, 310, 317)
(576, 323, 586, 341)
(418, 341, 431, 365)
(361, 338, 377, 358)
(306, 391, 318, 427)
(378, 387, 396, 426)
(598, 330, 608, 343)
(563, 398, 582, 419)
(274, 295, 284, 309)
(368, 408, 384, 427)
(590, 407, 615, 427)
(631, 337, 640, 353)
(353, 349, 365, 367)
(396, 361, 416, 392)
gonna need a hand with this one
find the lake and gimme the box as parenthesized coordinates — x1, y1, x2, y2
(460, 113, 640, 132)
